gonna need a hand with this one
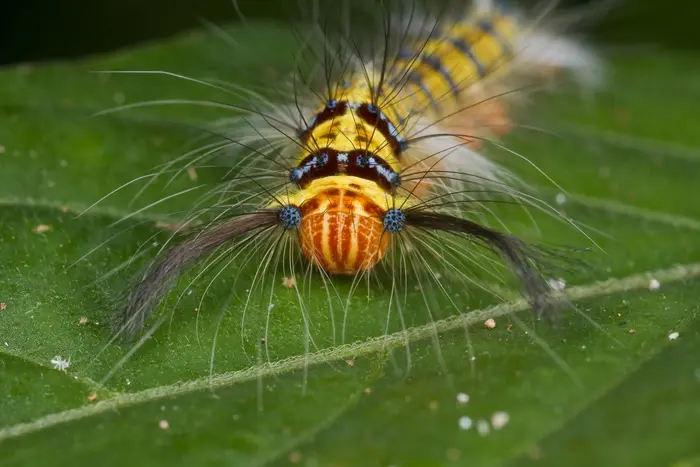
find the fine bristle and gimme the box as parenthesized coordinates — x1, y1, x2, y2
(97, 0, 604, 347)
(114, 212, 279, 340)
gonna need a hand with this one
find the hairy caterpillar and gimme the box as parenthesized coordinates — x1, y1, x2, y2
(101, 0, 602, 345)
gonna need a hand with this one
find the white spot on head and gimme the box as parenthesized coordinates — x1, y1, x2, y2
(456, 393, 469, 404)
(491, 411, 510, 430)
(668, 332, 680, 340)
(458, 416, 473, 430)
(649, 279, 660, 291)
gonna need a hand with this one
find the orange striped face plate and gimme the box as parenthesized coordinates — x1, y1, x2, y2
(298, 187, 390, 274)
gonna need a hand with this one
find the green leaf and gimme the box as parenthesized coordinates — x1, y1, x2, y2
(1, 23, 700, 467)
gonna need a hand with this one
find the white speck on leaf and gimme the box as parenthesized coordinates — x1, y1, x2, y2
(50, 355, 70, 371)
(668, 332, 680, 340)
(32, 224, 52, 234)
(159, 420, 169, 430)
(555, 193, 567, 205)
(186, 167, 198, 181)
(491, 411, 510, 430)
(484, 318, 496, 329)
(458, 416, 472, 430)
(113, 92, 126, 104)
(548, 278, 567, 291)
(282, 276, 296, 288)
(476, 419, 490, 436)
(649, 278, 660, 290)
(456, 393, 469, 404)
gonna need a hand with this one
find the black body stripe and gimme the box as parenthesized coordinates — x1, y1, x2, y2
(290, 149, 400, 193)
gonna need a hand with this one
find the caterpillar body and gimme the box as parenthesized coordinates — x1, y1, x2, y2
(110, 0, 602, 340)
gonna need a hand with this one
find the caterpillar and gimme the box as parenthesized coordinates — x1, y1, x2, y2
(105, 0, 602, 343)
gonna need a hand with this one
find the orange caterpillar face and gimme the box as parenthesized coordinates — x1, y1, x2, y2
(298, 188, 390, 275)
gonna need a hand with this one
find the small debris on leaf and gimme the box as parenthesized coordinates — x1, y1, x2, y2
(345, 359, 355, 367)
(186, 167, 198, 181)
(113, 92, 126, 105)
(282, 276, 296, 288)
(628, 329, 636, 335)
(0, 303, 6, 311)
(32, 224, 52, 234)
(88, 393, 98, 402)
(456, 392, 469, 404)
(484, 318, 496, 329)
(50, 355, 71, 371)
(458, 416, 472, 430)
(363, 387, 372, 394)
(649, 278, 660, 290)
(476, 419, 491, 436)
(491, 411, 510, 430)
(547, 278, 567, 292)
(78, 317, 89, 325)
(159, 420, 169, 430)
(668, 331, 680, 340)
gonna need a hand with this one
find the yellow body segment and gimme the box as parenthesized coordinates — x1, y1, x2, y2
(271, 8, 522, 275)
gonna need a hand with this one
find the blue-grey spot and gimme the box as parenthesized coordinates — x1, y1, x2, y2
(383, 208, 406, 233)
(289, 168, 303, 184)
(387, 172, 401, 187)
(279, 205, 302, 230)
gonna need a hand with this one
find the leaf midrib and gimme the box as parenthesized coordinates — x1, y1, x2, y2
(2, 261, 699, 445)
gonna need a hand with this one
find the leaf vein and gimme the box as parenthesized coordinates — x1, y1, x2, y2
(1, 261, 699, 443)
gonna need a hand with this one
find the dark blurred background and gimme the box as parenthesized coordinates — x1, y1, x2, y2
(0, 0, 694, 66)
